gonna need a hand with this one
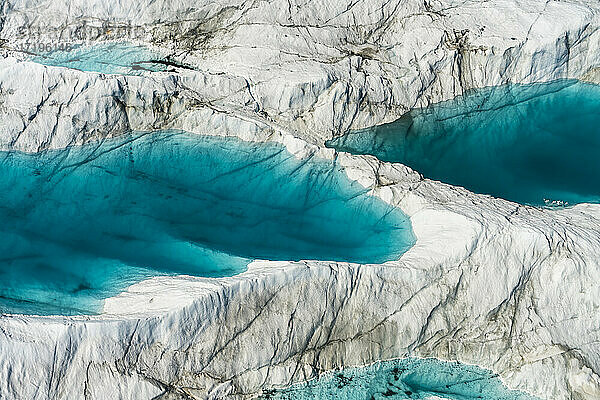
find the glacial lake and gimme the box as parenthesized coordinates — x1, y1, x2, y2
(261, 358, 538, 400)
(30, 42, 173, 75)
(0, 131, 414, 315)
(327, 80, 600, 207)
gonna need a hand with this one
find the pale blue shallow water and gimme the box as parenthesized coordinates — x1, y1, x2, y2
(327, 80, 600, 206)
(0, 131, 414, 315)
(30, 42, 171, 74)
(261, 358, 538, 400)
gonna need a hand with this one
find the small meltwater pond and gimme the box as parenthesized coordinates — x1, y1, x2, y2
(327, 80, 600, 206)
(0, 131, 414, 315)
(261, 358, 538, 400)
(30, 42, 177, 75)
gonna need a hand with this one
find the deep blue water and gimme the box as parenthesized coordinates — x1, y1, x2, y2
(327, 80, 600, 206)
(0, 131, 414, 315)
(261, 358, 538, 400)
(30, 42, 172, 74)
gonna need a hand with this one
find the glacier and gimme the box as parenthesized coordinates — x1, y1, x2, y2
(0, 0, 600, 399)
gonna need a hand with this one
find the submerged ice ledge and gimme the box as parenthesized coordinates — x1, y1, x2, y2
(0, 130, 414, 315)
(261, 358, 538, 399)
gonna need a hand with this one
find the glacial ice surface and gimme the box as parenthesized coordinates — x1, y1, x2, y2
(0, 131, 414, 315)
(327, 80, 600, 206)
(30, 42, 170, 74)
(262, 358, 538, 400)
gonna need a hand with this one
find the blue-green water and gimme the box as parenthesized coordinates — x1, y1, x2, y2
(261, 358, 538, 400)
(30, 42, 172, 74)
(327, 80, 600, 206)
(0, 131, 414, 315)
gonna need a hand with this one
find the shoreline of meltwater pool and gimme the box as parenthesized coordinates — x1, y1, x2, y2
(0, 130, 415, 315)
(326, 79, 600, 207)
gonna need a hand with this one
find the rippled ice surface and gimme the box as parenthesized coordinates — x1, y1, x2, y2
(262, 358, 538, 400)
(0, 131, 414, 315)
(327, 80, 600, 206)
(30, 42, 171, 74)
